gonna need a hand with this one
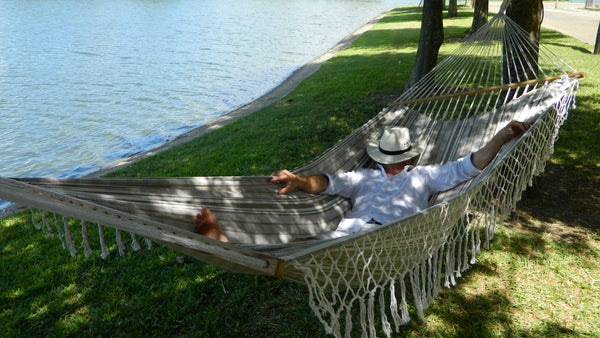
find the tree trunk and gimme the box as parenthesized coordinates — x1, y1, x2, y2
(448, 0, 458, 18)
(506, 0, 542, 41)
(407, 0, 444, 88)
(503, 0, 543, 84)
(468, 0, 488, 36)
(594, 20, 600, 55)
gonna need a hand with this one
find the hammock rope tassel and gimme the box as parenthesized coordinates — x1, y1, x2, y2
(98, 224, 110, 259)
(81, 220, 93, 258)
(62, 216, 77, 257)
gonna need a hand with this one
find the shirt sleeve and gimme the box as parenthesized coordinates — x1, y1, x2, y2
(322, 171, 363, 199)
(423, 152, 482, 193)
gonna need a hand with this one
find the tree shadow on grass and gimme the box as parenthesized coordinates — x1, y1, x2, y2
(541, 30, 594, 54)
(414, 284, 580, 337)
(517, 163, 599, 234)
(397, 221, 595, 336)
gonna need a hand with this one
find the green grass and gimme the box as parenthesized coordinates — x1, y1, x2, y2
(2, 6, 599, 336)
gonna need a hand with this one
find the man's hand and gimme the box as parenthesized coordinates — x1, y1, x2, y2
(471, 120, 532, 170)
(269, 170, 329, 195)
(497, 120, 532, 142)
(270, 170, 301, 195)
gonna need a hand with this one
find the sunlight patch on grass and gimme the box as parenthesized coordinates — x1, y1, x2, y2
(475, 219, 600, 334)
(61, 305, 91, 328)
(57, 283, 81, 306)
(336, 48, 407, 58)
(0, 213, 27, 228)
(28, 303, 49, 321)
(194, 270, 220, 284)
(6, 288, 24, 300)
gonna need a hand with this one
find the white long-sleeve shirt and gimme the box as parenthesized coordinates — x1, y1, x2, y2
(322, 153, 481, 235)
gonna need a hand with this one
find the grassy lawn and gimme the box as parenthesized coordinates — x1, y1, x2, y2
(1, 6, 598, 336)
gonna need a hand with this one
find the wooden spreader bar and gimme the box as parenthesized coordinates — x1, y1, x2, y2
(389, 71, 584, 106)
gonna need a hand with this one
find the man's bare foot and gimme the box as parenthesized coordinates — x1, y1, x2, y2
(194, 207, 230, 242)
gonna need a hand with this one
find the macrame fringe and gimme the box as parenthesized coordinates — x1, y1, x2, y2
(81, 220, 93, 257)
(27, 209, 153, 259)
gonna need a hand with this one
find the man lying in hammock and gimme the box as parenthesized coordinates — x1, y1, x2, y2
(195, 120, 531, 242)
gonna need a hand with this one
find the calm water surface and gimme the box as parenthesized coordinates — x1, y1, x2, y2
(0, 0, 417, 204)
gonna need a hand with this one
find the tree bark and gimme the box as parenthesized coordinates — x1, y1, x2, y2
(503, 0, 543, 84)
(594, 20, 600, 55)
(468, 0, 488, 36)
(407, 0, 444, 88)
(448, 0, 458, 18)
(506, 0, 542, 41)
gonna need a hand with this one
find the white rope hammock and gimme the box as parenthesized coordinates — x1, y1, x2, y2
(0, 8, 581, 337)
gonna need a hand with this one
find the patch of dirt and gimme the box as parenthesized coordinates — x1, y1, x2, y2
(513, 162, 599, 232)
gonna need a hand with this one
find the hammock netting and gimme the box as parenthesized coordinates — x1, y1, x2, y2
(0, 7, 582, 338)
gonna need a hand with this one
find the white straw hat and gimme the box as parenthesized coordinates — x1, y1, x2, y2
(366, 126, 423, 164)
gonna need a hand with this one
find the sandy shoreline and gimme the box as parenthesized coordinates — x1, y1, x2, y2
(86, 9, 392, 179)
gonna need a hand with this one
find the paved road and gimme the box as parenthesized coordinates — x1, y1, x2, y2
(489, 2, 600, 45)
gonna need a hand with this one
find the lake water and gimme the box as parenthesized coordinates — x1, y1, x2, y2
(0, 0, 417, 208)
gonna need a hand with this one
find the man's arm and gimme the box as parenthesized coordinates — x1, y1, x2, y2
(471, 120, 531, 170)
(269, 170, 329, 195)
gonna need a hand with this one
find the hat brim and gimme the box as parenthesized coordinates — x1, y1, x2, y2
(366, 141, 423, 164)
